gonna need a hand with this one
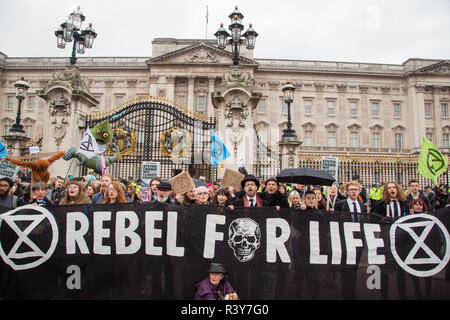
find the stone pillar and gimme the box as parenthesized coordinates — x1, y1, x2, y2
(166, 76, 175, 101)
(211, 66, 261, 176)
(37, 66, 98, 178)
(408, 85, 425, 153)
(187, 76, 195, 112)
(278, 139, 301, 170)
(207, 76, 216, 117)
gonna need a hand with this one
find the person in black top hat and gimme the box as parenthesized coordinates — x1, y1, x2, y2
(194, 263, 238, 300)
(232, 175, 268, 208)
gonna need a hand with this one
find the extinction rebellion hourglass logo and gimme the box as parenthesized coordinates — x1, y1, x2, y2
(390, 213, 450, 277)
(0, 205, 59, 271)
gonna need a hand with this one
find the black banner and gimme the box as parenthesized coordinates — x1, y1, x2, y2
(0, 203, 449, 299)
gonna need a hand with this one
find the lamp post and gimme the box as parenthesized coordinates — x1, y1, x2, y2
(281, 80, 297, 141)
(9, 76, 30, 134)
(55, 6, 97, 65)
(214, 6, 258, 65)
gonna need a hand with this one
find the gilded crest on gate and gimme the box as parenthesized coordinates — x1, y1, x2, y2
(160, 126, 192, 162)
(107, 122, 137, 160)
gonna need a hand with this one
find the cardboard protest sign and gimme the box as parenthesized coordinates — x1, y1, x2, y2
(169, 171, 195, 195)
(222, 168, 245, 191)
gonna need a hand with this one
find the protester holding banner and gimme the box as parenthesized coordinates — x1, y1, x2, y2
(0, 177, 25, 209)
(374, 181, 409, 219)
(195, 186, 210, 205)
(30, 182, 53, 206)
(312, 186, 327, 210)
(153, 181, 175, 205)
(260, 177, 289, 209)
(59, 180, 90, 205)
(181, 187, 197, 206)
(103, 181, 128, 204)
(287, 190, 301, 209)
(232, 175, 268, 208)
(92, 173, 114, 204)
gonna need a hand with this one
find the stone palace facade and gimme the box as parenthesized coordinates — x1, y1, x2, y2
(1, 38, 449, 184)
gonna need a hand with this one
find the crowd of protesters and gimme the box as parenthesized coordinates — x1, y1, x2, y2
(0, 169, 449, 213)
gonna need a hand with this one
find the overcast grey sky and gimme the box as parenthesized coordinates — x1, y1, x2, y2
(1, 0, 449, 64)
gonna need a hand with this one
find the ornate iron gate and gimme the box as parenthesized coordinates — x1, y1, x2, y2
(81, 96, 217, 181)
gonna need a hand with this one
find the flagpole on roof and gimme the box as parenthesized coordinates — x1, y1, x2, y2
(205, 5, 209, 39)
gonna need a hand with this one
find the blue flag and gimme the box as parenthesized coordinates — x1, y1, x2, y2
(0, 141, 7, 158)
(211, 131, 231, 167)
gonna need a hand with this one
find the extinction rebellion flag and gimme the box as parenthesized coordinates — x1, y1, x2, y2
(210, 130, 231, 167)
(418, 137, 448, 183)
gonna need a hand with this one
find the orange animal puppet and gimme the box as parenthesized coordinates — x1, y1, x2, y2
(6, 151, 66, 184)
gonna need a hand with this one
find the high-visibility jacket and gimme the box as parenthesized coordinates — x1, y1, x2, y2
(369, 187, 381, 200)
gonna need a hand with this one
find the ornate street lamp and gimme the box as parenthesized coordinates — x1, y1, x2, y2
(214, 6, 258, 65)
(55, 6, 97, 65)
(281, 80, 297, 140)
(10, 76, 30, 134)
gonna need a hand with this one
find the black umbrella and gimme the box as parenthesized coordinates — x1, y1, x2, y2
(193, 179, 207, 187)
(276, 167, 336, 186)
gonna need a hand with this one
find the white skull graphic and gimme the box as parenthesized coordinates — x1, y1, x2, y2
(228, 218, 261, 262)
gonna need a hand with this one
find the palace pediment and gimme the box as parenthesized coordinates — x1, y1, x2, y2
(414, 60, 450, 75)
(146, 42, 257, 66)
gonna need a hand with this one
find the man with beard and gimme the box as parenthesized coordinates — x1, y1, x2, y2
(46, 176, 65, 205)
(260, 177, 289, 208)
(92, 173, 114, 204)
(152, 181, 176, 205)
(0, 177, 25, 209)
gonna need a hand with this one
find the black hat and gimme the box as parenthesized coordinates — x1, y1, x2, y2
(0, 177, 14, 188)
(241, 175, 260, 189)
(157, 182, 172, 191)
(265, 177, 279, 186)
(206, 263, 229, 274)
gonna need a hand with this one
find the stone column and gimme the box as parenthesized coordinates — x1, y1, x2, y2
(433, 86, 442, 147)
(278, 139, 301, 170)
(211, 66, 261, 176)
(207, 76, 216, 117)
(37, 66, 98, 178)
(408, 85, 425, 153)
(166, 75, 175, 101)
(187, 76, 195, 112)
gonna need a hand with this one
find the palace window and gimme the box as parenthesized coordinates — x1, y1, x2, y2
(3, 125, 11, 136)
(197, 95, 206, 112)
(373, 132, 381, 148)
(349, 101, 357, 116)
(7, 96, 15, 110)
(425, 102, 433, 118)
(442, 103, 448, 118)
(350, 132, 358, 148)
(395, 133, 402, 149)
(304, 130, 312, 147)
(443, 133, 449, 148)
(426, 132, 433, 143)
(115, 95, 124, 106)
(327, 101, 335, 115)
(257, 99, 266, 114)
(327, 131, 336, 147)
(25, 125, 33, 138)
(393, 103, 401, 118)
(371, 102, 379, 117)
(27, 96, 35, 110)
(304, 100, 312, 115)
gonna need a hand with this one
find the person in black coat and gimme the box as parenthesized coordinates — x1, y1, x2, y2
(373, 181, 409, 299)
(232, 175, 269, 208)
(406, 179, 431, 212)
(334, 181, 367, 300)
(260, 177, 289, 208)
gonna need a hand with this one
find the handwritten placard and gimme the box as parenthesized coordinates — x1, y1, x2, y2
(169, 171, 196, 195)
(221, 168, 245, 191)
